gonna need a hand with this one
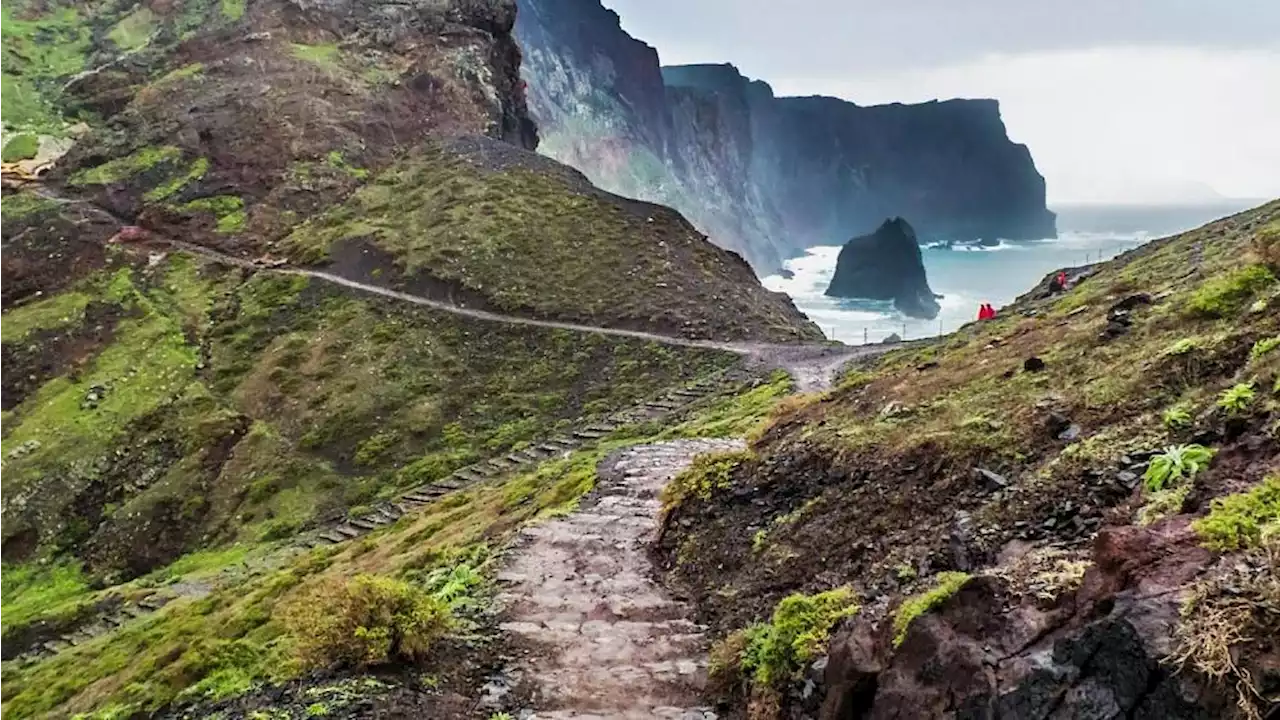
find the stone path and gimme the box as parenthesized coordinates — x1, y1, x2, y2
(496, 438, 744, 719)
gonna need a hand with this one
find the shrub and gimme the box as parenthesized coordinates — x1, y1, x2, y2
(1143, 444, 1215, 492)
(1217, 383, 1256, 415)
(738, 587, 859, 687)
(1163, 338, 1199, 357)
(1192, 475, 1280, 551)
(1162, 403, 1194, 430)
(1184, 265, 1276, 319)
(1251, 336, 1280, 362)
(892, 572, 970, 646)
(281, 574, 450, 668)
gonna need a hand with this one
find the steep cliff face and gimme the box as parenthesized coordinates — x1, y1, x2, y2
(515, 0, 1058, 273)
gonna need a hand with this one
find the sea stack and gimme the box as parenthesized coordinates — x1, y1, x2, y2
(824, 217, 941, 319)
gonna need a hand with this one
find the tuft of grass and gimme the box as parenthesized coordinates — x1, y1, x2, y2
(1217, 383, 1256, 415)
(2, 133, 40, 161)
(1184, 264, 1276, 319)
(1192, 475, 1280, 552)
(892, 572, 970, 646)
(1143, 444, 1215, 492)
(732, 587, 858, 688)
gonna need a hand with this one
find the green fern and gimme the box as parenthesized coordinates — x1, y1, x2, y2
(1143, 444, 1215, 492)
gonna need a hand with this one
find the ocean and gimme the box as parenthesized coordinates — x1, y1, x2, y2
(762, 201, 1262, 344)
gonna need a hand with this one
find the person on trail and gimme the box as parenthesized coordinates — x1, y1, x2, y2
(1050, 270, 1068, 294)
(977, 303, 993, 321)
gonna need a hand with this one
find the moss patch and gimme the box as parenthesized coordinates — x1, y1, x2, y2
(736, 587, 858, 687)
(69, 145, 182, 186)
(1193, 475, 1280, 552)
(892, 571, 971, 646)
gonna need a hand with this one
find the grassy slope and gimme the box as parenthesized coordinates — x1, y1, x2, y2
(2, 0, 820, 343)
(283, 140, 822, 341)
(659, 201, 1280, 674)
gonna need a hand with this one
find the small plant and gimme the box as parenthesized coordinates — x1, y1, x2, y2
(1192, 475, 1280, 551)
(1163, 338, 1199, 356)
(1251, 336, 1280, 362)
(737, 587, 859, 687)
(894, 563, 918, 581)
(1217, 383, 1256, 415)
(1162, 403, 1194, 430)
(1143, 444, 1215, 492)
(1138, 485, 1191, 526)
(488, 714, 514, 720)
(892, 572, 970, 646)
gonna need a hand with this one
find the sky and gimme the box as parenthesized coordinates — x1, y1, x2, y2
(602, 0, 1280, 205)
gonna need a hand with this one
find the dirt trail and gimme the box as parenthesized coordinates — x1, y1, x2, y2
(22, 185, 899, 391)
(496, 438, 743, 719)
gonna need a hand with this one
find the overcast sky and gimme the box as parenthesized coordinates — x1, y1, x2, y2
(603, 0, 1280, 204)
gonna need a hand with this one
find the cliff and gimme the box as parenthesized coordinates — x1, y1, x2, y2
(515, 0, 1058, 273)
(825, 217, 940, 319)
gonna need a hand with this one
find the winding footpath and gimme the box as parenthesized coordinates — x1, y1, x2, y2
(496, 439, 744, 719)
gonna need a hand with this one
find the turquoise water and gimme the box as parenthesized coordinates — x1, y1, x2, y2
(763, 202, 1257, 344)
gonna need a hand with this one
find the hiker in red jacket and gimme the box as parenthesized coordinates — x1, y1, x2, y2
(977, 303, 993, 321)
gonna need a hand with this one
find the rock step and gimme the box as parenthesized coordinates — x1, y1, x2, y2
(349, 517, 380, 531)
(573, 429, 607, 440)
(433, 478, 465, 490)
(334, 525, 361, 538)
(454, 468, 486, 483)
(473, 465, 500, 477)
(401, 492, 437, 504)
(317, 530, 346, 543)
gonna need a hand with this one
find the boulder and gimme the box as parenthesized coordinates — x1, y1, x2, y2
(825, 218, 942, 320)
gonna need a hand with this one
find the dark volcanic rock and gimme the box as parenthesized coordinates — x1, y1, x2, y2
(824, 218, 941, 319)
(820, 519, 1234, 720)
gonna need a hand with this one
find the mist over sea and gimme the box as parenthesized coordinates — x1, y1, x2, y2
(763, 201, 1263, 344)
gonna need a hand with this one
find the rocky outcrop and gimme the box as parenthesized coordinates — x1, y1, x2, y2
(515, 0, 1057, 273)
(825, 218, 940, 319)
(821, 518, 1237, 719)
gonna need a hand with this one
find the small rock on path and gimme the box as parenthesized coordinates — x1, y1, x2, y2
(497, 438, 742, 719)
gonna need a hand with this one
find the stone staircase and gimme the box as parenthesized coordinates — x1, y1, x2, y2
(297, 367, 754, 549)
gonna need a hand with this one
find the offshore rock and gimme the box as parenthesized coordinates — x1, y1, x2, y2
(825, 218, 940, 319)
